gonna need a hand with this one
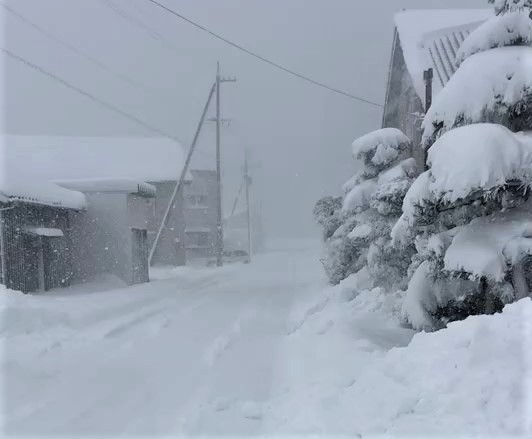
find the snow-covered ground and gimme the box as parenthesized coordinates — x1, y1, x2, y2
(0, 239, 531, 437)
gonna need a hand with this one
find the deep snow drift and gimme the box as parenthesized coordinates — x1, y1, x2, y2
(0, 241, 530, 437)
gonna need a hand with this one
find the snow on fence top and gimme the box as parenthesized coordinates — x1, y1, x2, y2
(456, 10, 532, 66)
(55, 178, 156, 198)
(2, 135, 191, 184)
(423, 46, 532, 142)
(394, 9, 492, 101)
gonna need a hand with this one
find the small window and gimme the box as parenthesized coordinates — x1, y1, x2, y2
(186, 194, 208, 208)
(186, 231, 210, 248)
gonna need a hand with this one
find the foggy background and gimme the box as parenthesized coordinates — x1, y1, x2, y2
(2, 0, 485, 240)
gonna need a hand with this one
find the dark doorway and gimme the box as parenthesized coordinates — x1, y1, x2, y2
(132, 228, 149, 284)
(22, 235, 44, 292)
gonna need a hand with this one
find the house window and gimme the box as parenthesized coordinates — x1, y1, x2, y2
(186, 231, 210, 248)
(187, 194, 208, 208)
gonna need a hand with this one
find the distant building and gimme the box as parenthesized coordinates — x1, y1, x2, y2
(224, 206, 264, 256)
(382, 9, 491, 167)
(183, 170, 217, 261)
(0, 179, 86, 293)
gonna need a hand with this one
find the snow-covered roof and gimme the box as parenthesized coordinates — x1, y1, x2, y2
(2, 135, 190, 183)
(394, 9, 493, 101)
(55, 178, 156, 198)
(0, 178, 87, 210)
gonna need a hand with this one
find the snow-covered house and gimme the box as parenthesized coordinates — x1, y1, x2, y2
(183, 169, 218, 260)
(382, 9, 492, 168)
(0, 177, 87, 293)
(3, 136, 190, 278)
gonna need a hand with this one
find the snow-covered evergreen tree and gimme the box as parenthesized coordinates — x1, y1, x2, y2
(394, 2, 532, 330)
(423, 4, 532, 148)
(315, 128, 417, 289)
(489, 0, 532, 15)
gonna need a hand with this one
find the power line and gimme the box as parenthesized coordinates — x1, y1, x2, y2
(101, 0, 163, 41)
(1, 47, 183, 144)
(145, 0, 384, 108)
(2, 3, 167, 101)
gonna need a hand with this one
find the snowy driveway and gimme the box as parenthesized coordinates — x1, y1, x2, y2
(1, 240, 329, 436)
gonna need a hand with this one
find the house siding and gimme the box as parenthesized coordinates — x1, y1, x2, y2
(70, 192, 151, 286)
(0, 203, 73, 293)
(382, 34, 425, 170)
(184, 170, 217, 260)
(148, 181, 186, 266)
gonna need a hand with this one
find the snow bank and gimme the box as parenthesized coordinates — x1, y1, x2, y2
(351, 128, 410, 161)
(445, 209, 532, 281)
(344, 298, 532, 436)
(423, 46, 532, 142)
(428, 124, 532, 203)
(456, 10, 532, 65)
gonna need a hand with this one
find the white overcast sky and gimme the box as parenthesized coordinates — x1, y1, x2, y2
(3, 0, 486, 238)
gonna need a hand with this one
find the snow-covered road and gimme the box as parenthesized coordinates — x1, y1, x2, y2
(2, 239, 531, 437)
(1, 240, 328, 436)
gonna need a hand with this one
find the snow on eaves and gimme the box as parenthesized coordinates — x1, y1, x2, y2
(456, 10, 532, 66)
(423, 46, 532, 143)
(444, 208, 532, 281)
(0, 178, 87, 210)
(55, 178, 156, 198)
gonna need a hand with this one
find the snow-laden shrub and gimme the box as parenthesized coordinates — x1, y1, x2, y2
(489, 0, 532, 15)
(316, 128, 416, 289)
(423, 46, 532, 147)
(397, 4, 532, 332)
(456, 10, 532, 66)
(313, 196, 343, 241)
(396, 123, 532, 330)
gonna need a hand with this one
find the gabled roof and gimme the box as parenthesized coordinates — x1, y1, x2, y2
(394, 9, 493, 102)
(2, 135, 189, 183)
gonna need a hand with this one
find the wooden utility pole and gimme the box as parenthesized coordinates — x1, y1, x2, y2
(149, 81, 216, 266)
(244, 148, 252, 262)
(215, 62, 223, 267)
(214, 62, 236, 267)
(422, 67, 433, 171)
